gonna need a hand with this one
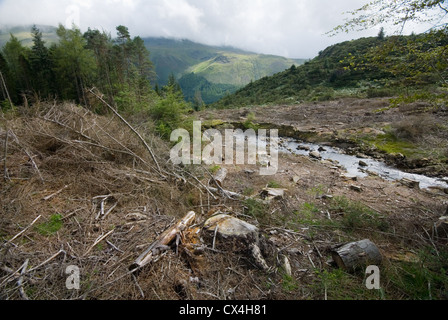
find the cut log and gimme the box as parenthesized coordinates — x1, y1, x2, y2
(130, 211, 196, 271)
(331, 239, 382, 271)
(211, 168, 228, 188)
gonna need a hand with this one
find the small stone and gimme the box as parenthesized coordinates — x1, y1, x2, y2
(297, 145, 311, 151)
(309, 151, 322, 159)
(341, 173, 358, 181)
(350, 185, 363, 192)
(291, 176, 301, 184)
(359, 160, 369, 167)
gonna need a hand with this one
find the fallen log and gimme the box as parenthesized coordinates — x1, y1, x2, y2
(130, 211, 196, 271)
(331, 239, 382, 271)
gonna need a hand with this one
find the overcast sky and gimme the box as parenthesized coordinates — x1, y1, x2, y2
(0, 0, 428, 58)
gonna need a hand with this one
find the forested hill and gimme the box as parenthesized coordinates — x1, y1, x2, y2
(144, 37, 305, 104)
(0, 26, 305, 104)
(212, 31, 448, 109)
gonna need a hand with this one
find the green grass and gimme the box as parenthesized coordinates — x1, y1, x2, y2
(310, 268, 384, 300)
(366, 132, 419, 157)
(267, 181, 282, 188)
(35, 214, 63, 236)
(209, 165, 221, 174)
(385, 248, 448, 300)
(329, 196, 389, 233)
(243, 198, 268, 223)
(295, 202, 321, 225)
(281, 272, 299, 293)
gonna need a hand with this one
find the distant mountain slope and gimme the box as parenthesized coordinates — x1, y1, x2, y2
(212, 35, 433, 108)
(0, 25, 58, 47)
(144, 37, 305, 103)
(144, 37, 305, 86)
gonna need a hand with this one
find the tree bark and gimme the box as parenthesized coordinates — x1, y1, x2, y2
(331, 239, 382, 271)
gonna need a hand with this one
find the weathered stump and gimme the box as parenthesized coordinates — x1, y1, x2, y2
(331, 239, 382, 271)
(202, 214, 271, 271)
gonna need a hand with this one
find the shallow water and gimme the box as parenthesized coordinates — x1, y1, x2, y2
(279, 138, 448, 191)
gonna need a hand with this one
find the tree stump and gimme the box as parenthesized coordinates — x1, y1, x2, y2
(331, 239, 382, 271)
(211, 168, 228, 188)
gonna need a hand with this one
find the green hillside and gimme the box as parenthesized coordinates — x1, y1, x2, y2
(0, 25, 58, 47)
(144, 37, 305, 103)
(212, 32, 448, 108)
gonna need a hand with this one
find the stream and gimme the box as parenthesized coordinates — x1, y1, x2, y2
(277, 137, 448, 191)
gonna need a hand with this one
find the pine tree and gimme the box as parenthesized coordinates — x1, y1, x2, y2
(53, 24, 97, 104)
(1, 34, 31, 102)
(30, 25, 53, 98)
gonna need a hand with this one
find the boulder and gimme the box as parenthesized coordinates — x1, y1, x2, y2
(297, 145, 311, 151)
(291, 176, 301, 184)
(400, 178, 420, 189)
(309, 151, 322, 159)
(350, 185, 363, 192)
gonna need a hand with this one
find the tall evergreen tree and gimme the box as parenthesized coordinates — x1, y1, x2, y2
(30, 25, 53, 98)
(53, 24, 97, 104)
(1, 34, 31, 102)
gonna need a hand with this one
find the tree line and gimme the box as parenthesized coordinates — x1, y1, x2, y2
(1, 24, 159, 109)
(0, 24, 192, 139)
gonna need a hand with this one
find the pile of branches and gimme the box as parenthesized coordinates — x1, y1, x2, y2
(0, 99, 207, 299)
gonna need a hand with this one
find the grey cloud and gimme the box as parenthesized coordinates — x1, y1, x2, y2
(0, 0, 384, 58)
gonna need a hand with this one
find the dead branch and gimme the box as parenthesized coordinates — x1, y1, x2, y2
(102, 202, 118, 220)
(0, 70, 13, 108)
(130, 211, 196, 271)
(17, 259, 29, 300)
(3, 129, 8, 181)
(88, 88, 163, 178)
(5, 215, 42, 246)
(85, 230, 114, 256)
(42, 185, 69, 201)
(210, 167, 228, 189)
(27, 250, 66, 273)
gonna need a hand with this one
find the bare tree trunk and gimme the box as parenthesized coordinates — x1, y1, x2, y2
(0, 71, 13, 108)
